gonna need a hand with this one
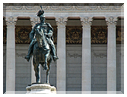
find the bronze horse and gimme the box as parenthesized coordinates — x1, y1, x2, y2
(32, 27, 52, 84)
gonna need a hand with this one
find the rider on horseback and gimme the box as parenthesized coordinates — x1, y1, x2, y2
(25, 8, 58, 62)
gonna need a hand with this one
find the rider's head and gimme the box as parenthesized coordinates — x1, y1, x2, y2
(37, 9, 45, 23)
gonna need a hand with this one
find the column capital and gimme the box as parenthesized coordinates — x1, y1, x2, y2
(105, 16, 118, 26)
(6, 16, 17, 27)
(30, 17, 40, 27)
(55, 17, 67, 27)
(80, 17, 93, 27)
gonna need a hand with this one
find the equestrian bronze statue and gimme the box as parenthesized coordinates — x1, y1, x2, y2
(25, 7, 58, 84)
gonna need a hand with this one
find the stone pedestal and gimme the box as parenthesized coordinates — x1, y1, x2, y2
(26, 84, 56, 94)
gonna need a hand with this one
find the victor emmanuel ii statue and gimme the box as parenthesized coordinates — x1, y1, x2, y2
(25, 6, 58, 84)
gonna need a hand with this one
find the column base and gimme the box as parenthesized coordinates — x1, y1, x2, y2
(26, 83, 56, 94)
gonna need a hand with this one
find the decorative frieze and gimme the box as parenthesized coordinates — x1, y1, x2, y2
(66, 26, 82, 44)
(116, 26, 124, 44)
(3, 26, 124, 44)
(15, 26, 32, 44)
(91, 26, 107, 44)
(4, 5, 123, 11)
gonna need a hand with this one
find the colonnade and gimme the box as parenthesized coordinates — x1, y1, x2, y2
(5, 15, 118, 92)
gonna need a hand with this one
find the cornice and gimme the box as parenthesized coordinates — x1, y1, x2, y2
(3, 5, 124, 19)
(4, 6, 123, 12)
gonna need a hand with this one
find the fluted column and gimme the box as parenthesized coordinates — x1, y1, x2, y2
(80, 17, 92, 93)
(55, 17, 67, 92)
(30, 17, 40, 83)
(106, 16, 117, 93)
(6, 16, 17, 93)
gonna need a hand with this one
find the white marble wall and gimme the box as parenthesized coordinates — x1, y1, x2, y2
(15, 44, 31, 91)
(66, 44, 82, 91)
(91, 44, 107, 91)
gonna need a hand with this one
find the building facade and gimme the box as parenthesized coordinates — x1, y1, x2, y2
(3, 3, 124, 94)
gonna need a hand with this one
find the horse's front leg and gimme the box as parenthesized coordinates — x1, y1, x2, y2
(36, 64, 41, 83)
(44, 54, 48, 70)
(44, 50, 50, 70)
(33, 59, 40, 83)
(46, 62, 50, 84)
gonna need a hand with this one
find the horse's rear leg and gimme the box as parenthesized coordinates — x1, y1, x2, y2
(33, 60, 40, 83)
(46, 62, 50, 84)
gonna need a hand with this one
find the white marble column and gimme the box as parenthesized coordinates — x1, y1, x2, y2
(6, 16, 17, 93)
(55, 17, 67, 92)
(80, 17, 92, 93)
(30, 17, 40, 83)
(106, 16, 117, 93)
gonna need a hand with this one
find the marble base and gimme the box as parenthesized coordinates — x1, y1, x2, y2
(26, 84, 56, 94)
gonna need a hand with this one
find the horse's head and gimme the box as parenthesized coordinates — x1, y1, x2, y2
(35, 26, 44, 47)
